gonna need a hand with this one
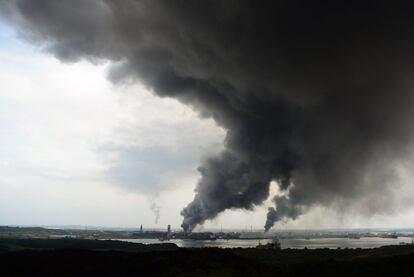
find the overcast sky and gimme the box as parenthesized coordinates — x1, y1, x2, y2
(1, 18, 414, 230)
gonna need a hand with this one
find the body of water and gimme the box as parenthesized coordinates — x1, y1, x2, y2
(119, 237, 413, 249)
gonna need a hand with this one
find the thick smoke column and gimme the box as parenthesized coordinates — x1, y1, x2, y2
(3, 0, 414, 231)
(264, 196, 302, 232)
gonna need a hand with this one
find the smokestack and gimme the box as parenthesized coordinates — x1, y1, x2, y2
(5, 0, 414, 231)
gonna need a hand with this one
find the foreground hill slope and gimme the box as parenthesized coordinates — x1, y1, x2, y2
(1, 238, 414, 276)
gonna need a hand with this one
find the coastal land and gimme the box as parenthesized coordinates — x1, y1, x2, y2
(1, 235, 414, 276)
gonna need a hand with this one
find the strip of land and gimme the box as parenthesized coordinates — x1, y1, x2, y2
(1, 237, 414, 276)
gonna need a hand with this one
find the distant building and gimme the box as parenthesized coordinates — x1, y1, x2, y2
(256, 238, 281, 250)
(140, 225, 143, 232)
(167, 225, 171, 234)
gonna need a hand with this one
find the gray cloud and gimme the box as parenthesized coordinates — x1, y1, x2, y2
(98, 91, 224, 195)
(3, 0, 414, 231)
(102, 143, 203, 195)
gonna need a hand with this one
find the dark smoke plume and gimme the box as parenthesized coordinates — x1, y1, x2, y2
(3, 0, 414, 231)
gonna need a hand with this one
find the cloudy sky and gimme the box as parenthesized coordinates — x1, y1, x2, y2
(0, 20, 224, 229)
(2, 2, 414, 231)
(0, 19, 271, 230)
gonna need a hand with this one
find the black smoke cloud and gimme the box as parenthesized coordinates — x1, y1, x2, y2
(3, 0, 414, 231)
